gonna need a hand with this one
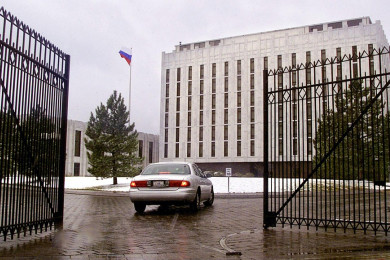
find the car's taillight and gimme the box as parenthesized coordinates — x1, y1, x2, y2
(180, 180, 190, 187)
(169, 180, 190, 187)
(130, 181, 148, 187)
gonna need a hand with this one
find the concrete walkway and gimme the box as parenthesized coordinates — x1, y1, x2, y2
(0, 190, 389, 259)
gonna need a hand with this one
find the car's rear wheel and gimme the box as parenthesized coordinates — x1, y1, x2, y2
(190, 190, 200, 211)
(204, 188, 214, 206)
(134, 202, 146, 213)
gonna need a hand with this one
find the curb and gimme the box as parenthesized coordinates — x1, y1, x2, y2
(215, 193, 263, 199)
(65, 189, 129, 197)
(65, 189, 263, 199)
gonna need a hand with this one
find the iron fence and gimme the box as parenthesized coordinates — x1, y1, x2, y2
(263, 46, 390, 234)
(0, 7, 69, 240)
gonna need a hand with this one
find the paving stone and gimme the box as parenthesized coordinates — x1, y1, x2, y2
(0, 191, 390, 259)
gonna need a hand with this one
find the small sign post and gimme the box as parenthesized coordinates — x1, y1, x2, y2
(226, 168, 232, 177)
(226, 168, 232, 193)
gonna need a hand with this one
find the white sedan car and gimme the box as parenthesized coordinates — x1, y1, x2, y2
(129, 162, 214, 213)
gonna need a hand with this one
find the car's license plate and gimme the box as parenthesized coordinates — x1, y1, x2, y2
(153, 181, 166, 187)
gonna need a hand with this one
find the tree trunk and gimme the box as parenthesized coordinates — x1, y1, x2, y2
(112, 157, 117, 185)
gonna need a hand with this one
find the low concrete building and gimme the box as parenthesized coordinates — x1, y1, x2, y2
(65, 119, 159, 176)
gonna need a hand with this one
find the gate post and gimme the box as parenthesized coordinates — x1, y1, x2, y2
(263, 69, 276, 228)
(57, 54, 71, 225)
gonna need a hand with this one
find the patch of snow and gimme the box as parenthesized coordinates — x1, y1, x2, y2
(65, 177, 387, 193)
(65, 177, 132, 192)
(65, 177, 264, 193)
(209, 177, 263, 193)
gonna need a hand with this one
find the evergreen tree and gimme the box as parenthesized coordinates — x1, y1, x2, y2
(85, 91, 142, 184)
(2, 105, 59, 180)
(0, 109, 18, 176)
(313, 80, 390, 181)
(13, 106, 59, 184)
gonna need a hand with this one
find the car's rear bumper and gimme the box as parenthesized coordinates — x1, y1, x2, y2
(129, 188, 196, 205)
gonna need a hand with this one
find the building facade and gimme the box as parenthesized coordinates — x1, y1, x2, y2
(160, 17, 389, 176)
(65, 120, 159, 176)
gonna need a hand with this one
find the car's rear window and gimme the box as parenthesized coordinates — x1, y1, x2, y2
(141, 164, 191, 175)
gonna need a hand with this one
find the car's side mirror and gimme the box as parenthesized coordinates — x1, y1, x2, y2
(205, 173, 213, 178)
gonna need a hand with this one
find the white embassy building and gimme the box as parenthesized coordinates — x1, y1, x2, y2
(160, 17, 389, 176)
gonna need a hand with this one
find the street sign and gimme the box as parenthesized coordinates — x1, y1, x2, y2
(226, 168, 232, 177)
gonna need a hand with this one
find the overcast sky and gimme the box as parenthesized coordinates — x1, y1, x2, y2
(2, 0, 389, 134)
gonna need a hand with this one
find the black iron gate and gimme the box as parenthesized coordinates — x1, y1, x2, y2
(264, 46, 390, 234)
(0, 7, 70, 240)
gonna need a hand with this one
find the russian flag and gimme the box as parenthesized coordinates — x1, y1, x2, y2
(119, 48, 132, 65)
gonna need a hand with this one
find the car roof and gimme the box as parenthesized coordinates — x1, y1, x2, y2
(149, 162, 193, 166)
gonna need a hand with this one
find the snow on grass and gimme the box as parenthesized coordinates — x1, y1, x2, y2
(65, 177, 132, 191)
(65, 177, 387, 193)
(209, 177, 263, 193)
(65, 177, 264, 193)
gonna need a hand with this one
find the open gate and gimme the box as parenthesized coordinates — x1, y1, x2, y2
(263, 46, 390, 234)
(0, 8, 70, 240)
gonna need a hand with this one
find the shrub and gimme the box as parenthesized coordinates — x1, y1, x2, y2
(233, 172, 255, 177)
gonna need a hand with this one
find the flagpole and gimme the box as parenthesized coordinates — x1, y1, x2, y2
(128, 48, 132, 126)
(129, 58, 132, 125)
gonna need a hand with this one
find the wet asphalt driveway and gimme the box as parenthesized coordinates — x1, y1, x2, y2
(1, 191, 390, 259)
